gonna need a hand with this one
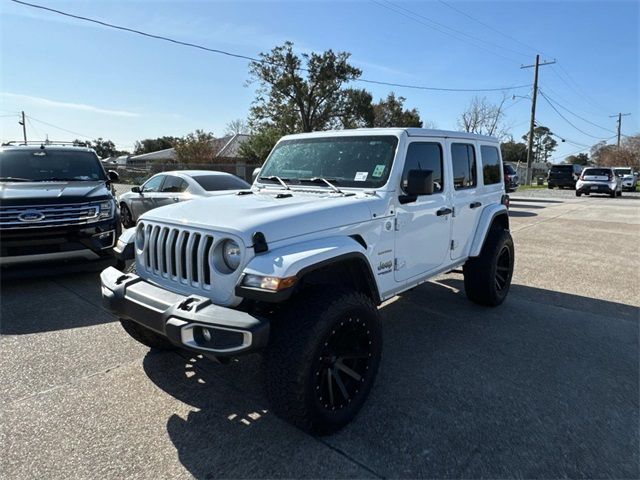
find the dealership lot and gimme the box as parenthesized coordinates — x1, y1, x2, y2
(1, 194, 638, 479)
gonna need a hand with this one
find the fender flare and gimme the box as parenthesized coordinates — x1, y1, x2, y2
(468, 204, 509, 257)
(114, 227, 136, 262)
(236, 236, 380, 304)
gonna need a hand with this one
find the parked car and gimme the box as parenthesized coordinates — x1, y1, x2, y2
(613, 167, 638, 191)
(503, 163, 519, 192)
(576, 167, 622, 197)
(118, 170, 250, 227)
(0, 142, 120, 266)
(547, 164, 582, 189)
(102, 128, 514, 435)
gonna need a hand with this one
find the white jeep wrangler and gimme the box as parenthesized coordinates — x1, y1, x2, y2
(101, 128, 514, 434)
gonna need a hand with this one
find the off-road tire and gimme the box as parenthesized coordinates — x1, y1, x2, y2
(120, 203, 134, 228)
(118, 263, 175, 351)
(463, 226, 514, 307)
(264, 290, 382, 435)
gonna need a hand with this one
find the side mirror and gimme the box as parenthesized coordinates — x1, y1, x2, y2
(131, 186, 142, 194)
(108, 170, 119, 182)
(252, 167, 262, 183)
(406, 169, 434, 196)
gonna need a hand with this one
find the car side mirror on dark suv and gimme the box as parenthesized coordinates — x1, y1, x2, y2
(131, 186, 142, 194)
(107, 170, 119, 182)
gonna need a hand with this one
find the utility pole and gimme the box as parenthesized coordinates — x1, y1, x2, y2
(609, 112, 631, 146)
(18, 111, 27, 144)
(521, 55, 556, 185)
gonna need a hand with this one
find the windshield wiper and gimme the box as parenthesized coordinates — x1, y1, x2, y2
(259, 176, 290, 190)
(0, 176, 32, 182)
(299, 177, 344, 194)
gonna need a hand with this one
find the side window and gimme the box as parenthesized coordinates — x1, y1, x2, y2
(142, 175, 165, 192)
(451, 143, 477, 189)
(481, 146, 501, 185)
(402, 142, 443, 193)
(161, 176, 188, 193)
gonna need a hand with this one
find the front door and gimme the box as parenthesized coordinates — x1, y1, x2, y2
(394, 140, 452, 282)
(130, 174, 165, 219)
(448, 141, 482, 260)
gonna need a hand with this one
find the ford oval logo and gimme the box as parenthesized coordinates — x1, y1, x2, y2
(18, 210, 46, 222)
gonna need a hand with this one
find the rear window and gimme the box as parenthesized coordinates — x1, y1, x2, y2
(550, 165, 573, 171)
(504, 164, 516, 175)
(583, 168, 611, 176)
(192, 174, 250, 191)
(0, 149, 106, 181)
(480, 146, 501, 185)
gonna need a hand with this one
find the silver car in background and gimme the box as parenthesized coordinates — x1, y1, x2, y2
(613, 167, 638, 191)
(575, 167, 622, 198)
(118, 170, 250, 227)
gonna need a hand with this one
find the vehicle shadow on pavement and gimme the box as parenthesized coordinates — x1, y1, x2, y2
(508, 210, 537, 218)
(140, 279, 638, 479)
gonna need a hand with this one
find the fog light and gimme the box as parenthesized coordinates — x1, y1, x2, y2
(202, 328, 212, 342)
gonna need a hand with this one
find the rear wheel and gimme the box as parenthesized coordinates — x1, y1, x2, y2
(264, 290, 382, 435)
(464, 226, 514, 307)
(576, 191, 582, 197)
(610, 191, 616, 198)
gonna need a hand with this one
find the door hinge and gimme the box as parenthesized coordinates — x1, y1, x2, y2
(394, 258, 405, 271)
(450, 240, 458, 250)
(394, 217, 400, 231)
(452, 206, 456, 218)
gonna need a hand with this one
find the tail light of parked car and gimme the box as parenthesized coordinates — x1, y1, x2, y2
(501, 194, 510, 210)
(608, 173, 613, 181)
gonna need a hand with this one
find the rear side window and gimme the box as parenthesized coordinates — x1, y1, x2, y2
(402, 142, 443, 193)
(451, 143, 476, 189)
(481, 146, 501, 185)
(161, 176, 188, 193)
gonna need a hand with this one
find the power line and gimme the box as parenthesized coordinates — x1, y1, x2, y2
(11, 0, 532, 93)
(436, 0, 549, 58)
(538, 90, 603, 139)
(371, 0, 529, 62)
(549, 64, 610, 115)
(539, 90, 616, 134)
(26, 115, 93, 139)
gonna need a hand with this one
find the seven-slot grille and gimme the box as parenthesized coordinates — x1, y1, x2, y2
(138, 222, 216, 289)
(0, 202, 99, 229)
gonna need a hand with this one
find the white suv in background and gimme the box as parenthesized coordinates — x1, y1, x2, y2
(576, 167, 623, 198)
(613, 167, 638, 192)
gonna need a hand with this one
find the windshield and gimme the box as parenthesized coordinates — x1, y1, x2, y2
(0, 149, 107, 182)
(193, 174, 250, 191)
(614, 168, 632, 176)
(259, 135, 399, 188)
(504, 164, 517, 175)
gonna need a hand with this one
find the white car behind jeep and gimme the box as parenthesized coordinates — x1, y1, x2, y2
(101, 128, 514, 434)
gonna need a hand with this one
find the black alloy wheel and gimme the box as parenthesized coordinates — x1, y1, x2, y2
(495, 246, 511, 292)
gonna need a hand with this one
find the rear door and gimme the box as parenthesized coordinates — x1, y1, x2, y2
(449, 141, 482, 260)
(394, 140, 451, 282)
(157, 175, 189, 208)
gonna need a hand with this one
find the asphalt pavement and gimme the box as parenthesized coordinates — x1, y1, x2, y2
(1, 191, 638, 479)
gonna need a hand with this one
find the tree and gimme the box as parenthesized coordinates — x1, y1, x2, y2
(75, 138, 128, 158)
(174, 130, 220, 165)
(238, 127, 282, 164)
(248, 41, 362, 133)
(339, 88, 375, 129)
(372, 93, 422, 128)
(133, 136, 177, 155)
(500, 140, 527, 165)
(458, 95, 508, 138)
(591, 134, 640, 168)
(565, 153, 589, 165)
(522, 126, 557, 163)
(225, 119, 249, 136)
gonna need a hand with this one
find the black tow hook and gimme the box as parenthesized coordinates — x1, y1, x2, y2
(178, 297, 198, 311)
(115, 274, 130, 285)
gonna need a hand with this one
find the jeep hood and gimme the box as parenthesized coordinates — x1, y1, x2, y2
(0, 181, 112, 206)
(141, 190, 378, 245)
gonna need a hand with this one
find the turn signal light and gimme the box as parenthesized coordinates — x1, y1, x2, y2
(242, 274, 297, 291)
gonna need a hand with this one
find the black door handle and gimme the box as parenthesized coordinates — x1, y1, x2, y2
(470, 202, 482, 209)
(436, 207, 453, 216)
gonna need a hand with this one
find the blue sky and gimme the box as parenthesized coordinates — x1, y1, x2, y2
(1, 0, 638, 162)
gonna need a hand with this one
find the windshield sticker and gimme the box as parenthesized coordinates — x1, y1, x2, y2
(354, 171, 369, 181)
(372, 165, 385, 178)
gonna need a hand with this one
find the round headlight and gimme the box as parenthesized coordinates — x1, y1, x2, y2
(222, 239, 241, 270)
(135, 224, 146, 251)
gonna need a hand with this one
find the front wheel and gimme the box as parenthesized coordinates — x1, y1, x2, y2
(463, 227, 515, 306)
(120, 203, 135, 228)
(576, 191, 582, 197)
(264, 291, 382, 435)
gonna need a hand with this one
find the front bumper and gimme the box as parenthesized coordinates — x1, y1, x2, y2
(100, 266, 269, 356)
(0, 218, 119, 265)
